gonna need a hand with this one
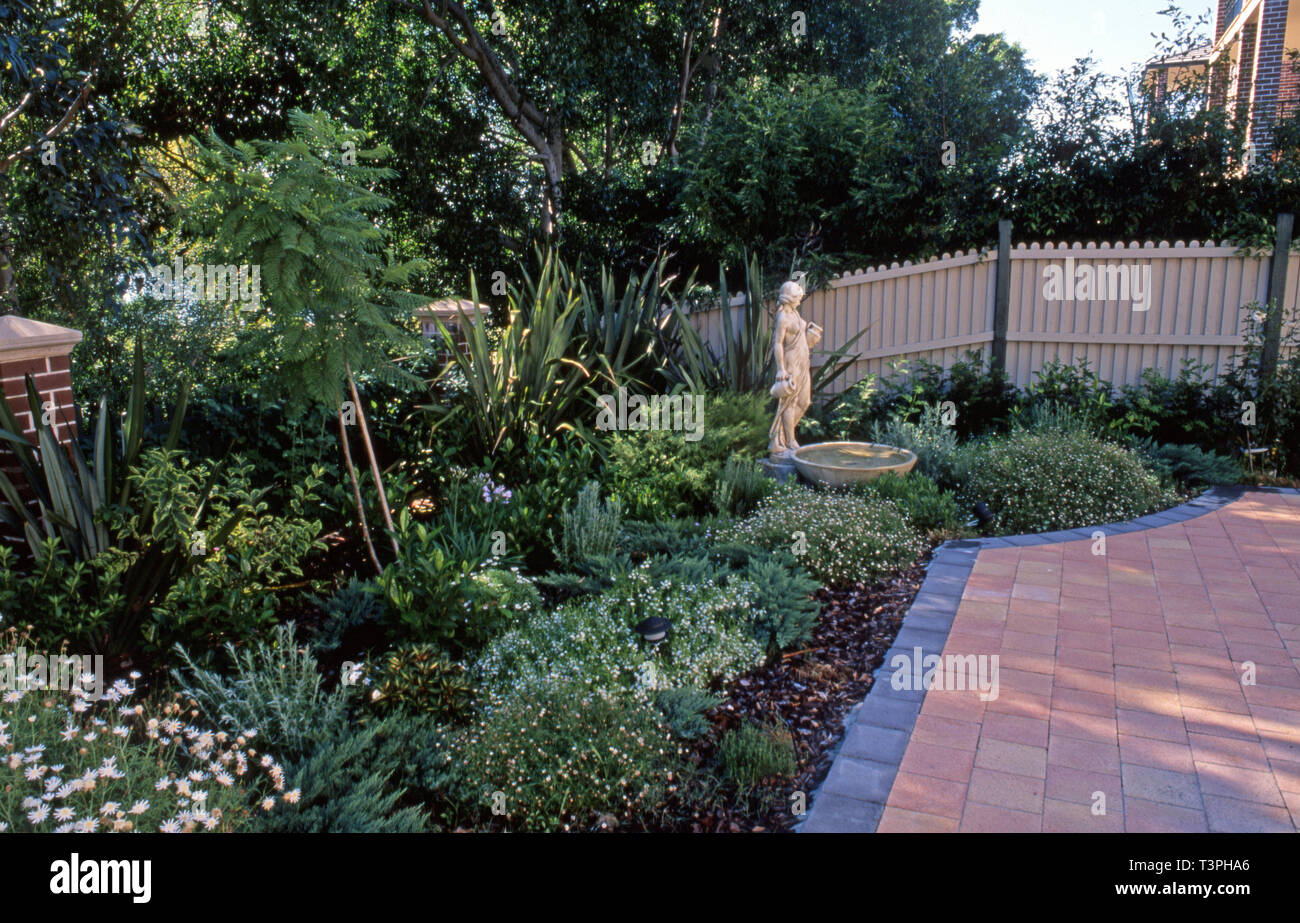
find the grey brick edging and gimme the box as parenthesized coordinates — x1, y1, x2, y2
(795, 485, 1299, 833)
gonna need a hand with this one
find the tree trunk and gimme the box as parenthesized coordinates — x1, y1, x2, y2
(0, 206, 17, 316)
(409, 1, 565, 244)
(338, 394, 383, 577)
(542, 128, 564, 243)
(665, 22, 698, 159)
(604, 108, 613, 176)
(345, 362, 399, 559)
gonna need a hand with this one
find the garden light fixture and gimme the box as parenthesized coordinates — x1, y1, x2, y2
(967, 501, 995, 531)
(635, 617, 671, 643)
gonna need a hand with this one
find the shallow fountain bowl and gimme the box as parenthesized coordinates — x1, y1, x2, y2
(791, 441, 918, 488)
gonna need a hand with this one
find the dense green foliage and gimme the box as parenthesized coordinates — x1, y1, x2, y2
(713, 454, 774, 518)
(856, 472, 964, 536)
(558, 482, 624, 570)
(1130, 440, 1243, 489)
(366, 644, 476, 723)
(655, 688, 727, 741)
(604, 392, 769, 519)
(474, 567, 768, 700)
(182, 109, 428, 412)
(451, 682, 680, 833)
(173, 624, 351, 762)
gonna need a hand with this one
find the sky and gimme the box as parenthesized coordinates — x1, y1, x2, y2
(972, 0, 1216, 78)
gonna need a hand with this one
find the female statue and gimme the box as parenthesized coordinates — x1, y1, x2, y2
(769, 279, 821, 456)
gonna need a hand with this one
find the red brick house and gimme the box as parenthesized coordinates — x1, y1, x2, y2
(1145, 0, 1300, 155)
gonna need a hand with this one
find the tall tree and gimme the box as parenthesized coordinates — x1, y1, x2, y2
(184, 109, 429, 573)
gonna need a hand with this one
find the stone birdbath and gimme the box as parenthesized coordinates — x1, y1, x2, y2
(762, 278, 917, 488)
(790, 441, 917, 488)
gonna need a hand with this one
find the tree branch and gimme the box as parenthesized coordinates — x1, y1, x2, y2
(0, 0, 147, 174)
(397, 0, 547, 137)
(665, 21, 698, 157)
(666, 7, 725, 157)
(394, 0, 564, 237)
(0, 89, 38, 137)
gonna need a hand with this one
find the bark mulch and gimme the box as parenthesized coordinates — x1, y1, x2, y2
(654, 554, 930, 833)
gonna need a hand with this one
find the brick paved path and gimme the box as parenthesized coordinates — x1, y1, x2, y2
(805, 490, 1300, 833)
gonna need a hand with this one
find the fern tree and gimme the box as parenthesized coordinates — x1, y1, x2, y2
(182, 109, 428, 573)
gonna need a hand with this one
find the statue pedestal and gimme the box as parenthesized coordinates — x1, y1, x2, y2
(759, 455, 798, 483)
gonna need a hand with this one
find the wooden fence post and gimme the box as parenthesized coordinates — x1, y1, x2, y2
(1262, 211, 1293, 381)
(991, 220, 1012, 372)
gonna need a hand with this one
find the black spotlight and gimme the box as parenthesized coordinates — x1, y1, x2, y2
(969, 501, 995, 531)
(635, 617, 672, 643)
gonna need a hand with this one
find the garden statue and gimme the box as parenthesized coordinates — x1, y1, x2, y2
(768, 279, 822, 457)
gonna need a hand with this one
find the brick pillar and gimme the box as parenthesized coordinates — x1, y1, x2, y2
(1210, 53, 1230, 110)
(1236, 21, 1259, 122)
(1249, 0, 1292, 152)
(0, 316, 82, 546)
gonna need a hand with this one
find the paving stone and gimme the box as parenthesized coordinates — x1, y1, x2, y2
(819, 756, 897, 804)
(1043, 797, 1125, 832)
(798, 794, 885, 833)
(1123, 797, 1209, 832)
(892, 626, 949, 650)
(920, 574, 969, 597)
(1202, 794, 1295, 833)
(927, 562, 975, 580)
(975, 738, 1048, 778)
(839, 723, 911, 764)
(1121, 764, 1203, 810)
(877, 806, 960, 832)
(856, 694, 923, 731)
(1194, 761, 1286, 806)
(903, 612, 956, 633)
(871, 674, 926, 702)
(966, 767, 1046, 814)
(959, 801, 1042, 832)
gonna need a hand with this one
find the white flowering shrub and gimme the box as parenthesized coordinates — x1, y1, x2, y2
(722, 483, 926, 587)
(474, 565, 766, 698)
(451, 681, 682, 832)
(0, 652, 296, 833)
(954, 430, 1182, 534)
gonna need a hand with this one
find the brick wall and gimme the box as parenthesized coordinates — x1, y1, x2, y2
(0, 317, 82, 548)
(1249, 0, 1292, 151)
(1237, 21, 1260, 122)
(1, 353, 78, 443)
